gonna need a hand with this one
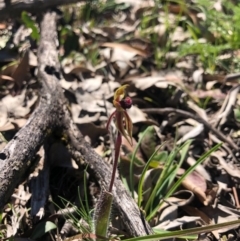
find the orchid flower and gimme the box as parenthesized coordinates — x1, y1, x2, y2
(107, 84, 133, 192)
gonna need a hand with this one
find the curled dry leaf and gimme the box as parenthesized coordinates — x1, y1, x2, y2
(183, 206, 212, 224)
(125, 70, 183, 91)
(159, 205, 178, 224)
(186, 156, 211, 181)
(178, 169, 208, 205)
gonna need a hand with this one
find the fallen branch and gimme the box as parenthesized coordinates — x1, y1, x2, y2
(0, 10, 64, 208)
(0, 0, 84, 20)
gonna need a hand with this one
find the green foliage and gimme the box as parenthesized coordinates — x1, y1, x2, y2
(80, 0, 129, 21)
(30, 221, 57, 239)
(234, 108, 240, 122)
(137, 0, 240, 72)
(124, 219, 240, 241)
(0, 212, 6, 239)
(178, 0, 240, 72)
(128, 126, 222, 222)
(60, 25, 79, 56)
(21, 11, 40, 41)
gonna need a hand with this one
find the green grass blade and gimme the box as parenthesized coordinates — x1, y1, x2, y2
(130, 126, 154, 199)
(144, 140, 191, 214)
(164, 142, 221, 199)
(137, 144, 165, 207)
(147, 142, 221, 220)
(124, 219, 240, 241)
(153, 229, 197, 240)
(165, 140, 192, 191)
(144, 149, 176, 213)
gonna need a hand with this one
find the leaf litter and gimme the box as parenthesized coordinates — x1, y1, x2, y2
(1, 0, 240, 240)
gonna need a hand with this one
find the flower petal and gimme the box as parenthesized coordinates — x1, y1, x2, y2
(123, 111, 133, 145)
(115, 111, 126, 138)
(114, 84, 129, 103)
(106, 110, 116, 131)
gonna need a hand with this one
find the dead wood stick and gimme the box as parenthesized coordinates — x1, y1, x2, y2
(29, 146, 49, 218)
(0, 0, 84, 20)
(0, 11, 64, 210)
(142, 108, 239, 151)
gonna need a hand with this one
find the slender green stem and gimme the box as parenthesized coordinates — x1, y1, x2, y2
(109, 131, 122, 192)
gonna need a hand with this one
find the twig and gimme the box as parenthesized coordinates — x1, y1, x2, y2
(142, 108, 239, 151)
(232, 186, 240, 209)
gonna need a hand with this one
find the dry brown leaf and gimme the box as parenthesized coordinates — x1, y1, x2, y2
(215, 85, 240, 126)
(200, 205, 240, 236)
(183, 206, 212, 224)
(187, 156, 211, 181)
(1, 89, 38, 117)
(77, 123, 108, 144)
(80, 76, 103, 92)
(101, 42, 149, 58)
(176, 124, 204, 145)
(0, 104, 8, 127)
(156, 216, 201, 230)
(125, 76, 166, 90)
(178, 170, 208, 204)
(192, 89, 226, 100)
(0, 75, 14, 82)
(159, 205, 178, 223)
(0, 119, 27, 131)
(11, 51, 30, 94)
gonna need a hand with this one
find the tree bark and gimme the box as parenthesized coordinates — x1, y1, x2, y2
(0, 11, 64, 210)
(0, 0, 84, 20)
(0, 10, 153, 237)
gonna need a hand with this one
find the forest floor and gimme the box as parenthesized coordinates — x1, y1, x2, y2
(1, 0, 240, 240)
